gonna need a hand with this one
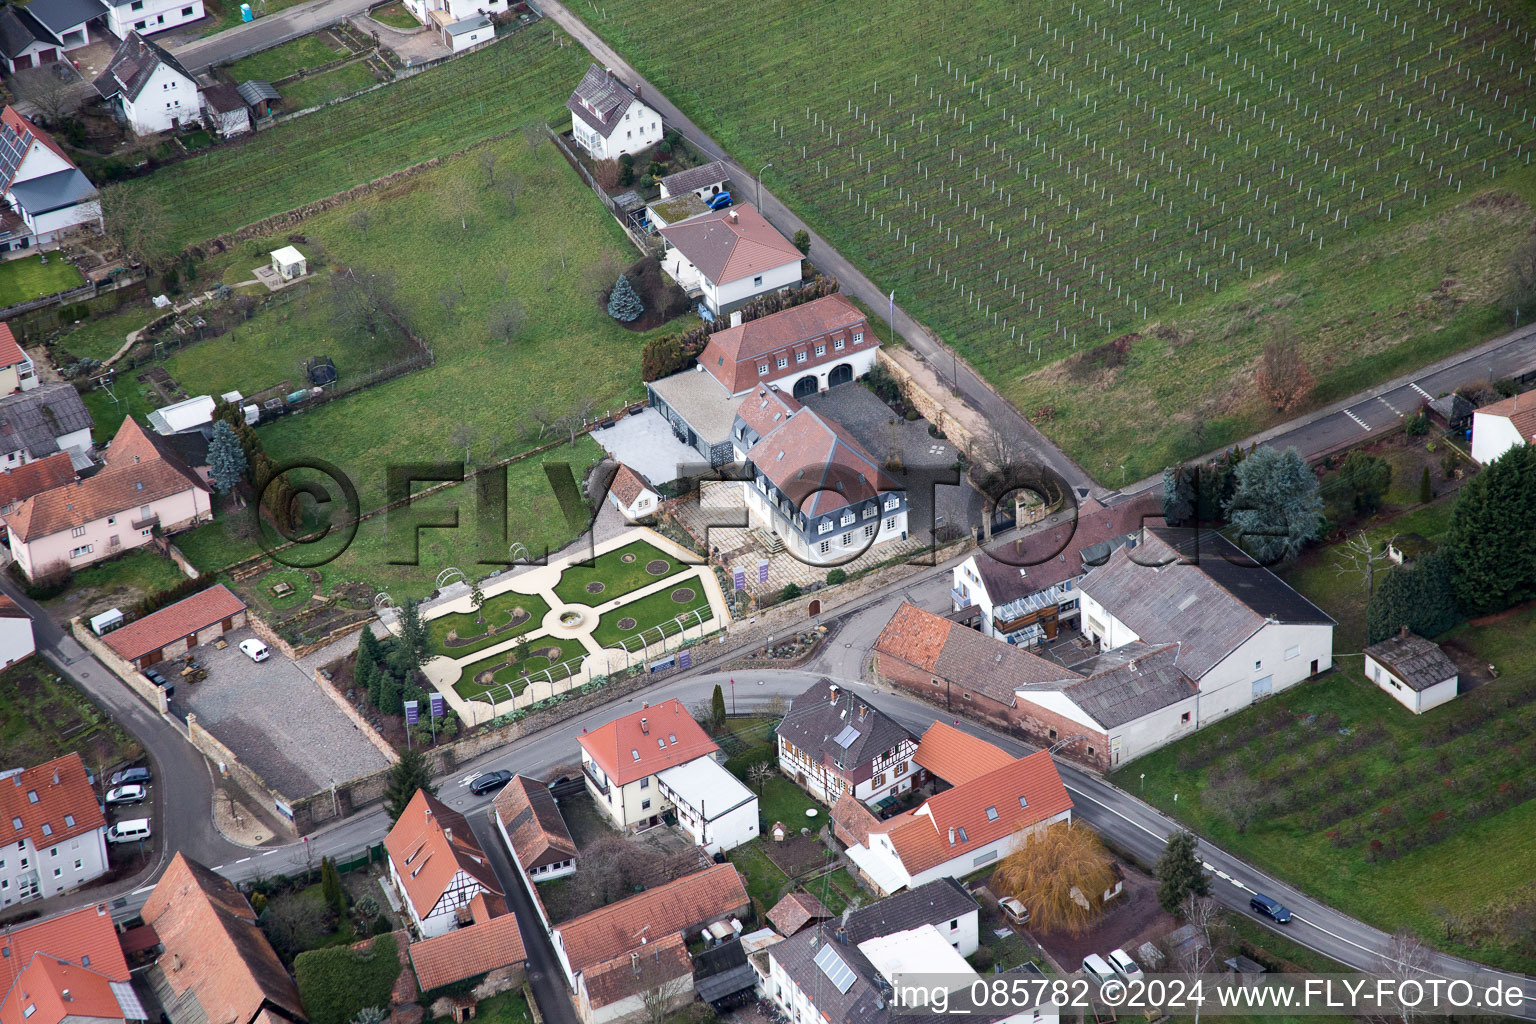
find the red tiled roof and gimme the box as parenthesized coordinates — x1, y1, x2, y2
(0, 108, 73, 191)
(103, 584, 246, 662)
(384, 790, 501, 920)
(578, 699, 719, 788)
(0, 904, 129, 992)
(912, 722, 1015, 787)
(0, 453, 76, 515)
(735, 383, 801, 440)
(659, 204, 801, 286)
(608, 464, 654, 509)
(873, 602, 1077, 707)
(871, 601, 949, 673)
(1474, 389, 1536, 444)
(698, 294, 871, 394)
(766, 892, 831, 937)
(750, 406, 900, 517)
(873, 751, 1072, 875)
(0, 954, 124, 1024)
(493, 775, 577, 872)
(0, 593, 26, 619)
(6, 417, 208, 543)
(409, 913, 526, 992)
(0, 323, 25, 369)
(141, 854, 305, 1024)
(830, 794, 881, 848)
(0, 753, 106, 852)
(581, 932, 691, 1010)
(555, 864, 747, 973)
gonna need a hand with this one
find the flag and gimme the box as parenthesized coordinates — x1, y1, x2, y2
(679, 650, 691, 670)
(732, 568, 746, 591)
(888, 289, 896, 327)
(757, 560, 769, 584)
(429, 693, 445, 719)
(404, 700, 419, 725)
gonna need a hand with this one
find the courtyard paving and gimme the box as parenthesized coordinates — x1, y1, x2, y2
(588, 408, 703, 486)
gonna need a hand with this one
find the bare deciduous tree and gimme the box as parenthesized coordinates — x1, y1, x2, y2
(637, 964, 692, 1024)
(1507, 228, 1536, 315)
(100, 185, 173, 271)
(489, 301, 526, 346)
(1371, 933, 1436, 1024)
(497, 265, 511, 295)
(522, 120, 545, 161)
(1203, 770, 1264, 835)
(20, 68, 78, 124)
(1255, 324, 1316, 413)
(350, 206, 374, 238)
(450, 424, 474, 465)
(478, 148, 500, 187)
(592, 158, 623, 191)
(445, 173, 476, 231)
(505, 173, 522, 216)
(1178, 894, 1223, 1024)
(747, 762, 775, 794)
(1336, 532, 1394, 596)
(436, 290, 459, 317)
(331, 267, 407, 341)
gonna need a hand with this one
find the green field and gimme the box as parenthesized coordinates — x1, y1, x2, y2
(551, 539, 687, 606)
(0, 255, 83, 307)
(281, 61, 380, 111)
(0, 661, 142, 771)
(228, 34, 349, 82)
(578, 0, 1536, 481)
(452, 635, 587, 700)
(592, 584, 711, 649)
(427, 589, 550, 658)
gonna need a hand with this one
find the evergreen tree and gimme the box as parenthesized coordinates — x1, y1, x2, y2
(320, 856, 345, 918)
(470, 579, 486, 622)
(710, 684, 727, 730)
(384, 748, 437, 822)
(1225, 446, 1322, 564)
(607, 275, 644, 322)
(379, 673, 404, 716)
(792, 229, 811, 255)
(1442, 444, 1536, 615)
(355, 629, 382, 705)
(1329, 450, 1391, 516)
(397, 600, 430, 671)
(1162, 466, 1195, 525)
(208, 420, 248, 494)
(1156, 830, 1210, 914)
(1366, 552, 1462, 644)
(1418, 466, 1432, 504)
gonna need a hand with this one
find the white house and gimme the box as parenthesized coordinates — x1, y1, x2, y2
(0, 382, 94, 470)
(658, 160, 729, 202)
(656, 756, 758, 854)
(492, 774, 578, 929)
(398, 0, 504, 39)
(1364, 629, 1459, 715)
(843, 751, 1073, 897)
(0, 107, 101, 252)
(566, 64, 662, 161)
(775, 678, 917, 806)
(0, 0, 103, 72)
(578, 698, 722, 831)
(0, 324, 38, 396)
(441, 12, 492, 51)
(93, 33, 201, 136)
(270, 246, 306, 281)
(0, 594, 35, 669)
(1470, 389, 1536, 466)
(383, 789, 503, 939)
(201, 83, 251, 137)
(100, 0, 203, 39)
(604, 463, 659, 523)
(660, 205, 801, 317)
(0, 753, 110, 908)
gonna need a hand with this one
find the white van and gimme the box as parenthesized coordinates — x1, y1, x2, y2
(1082, 954, 1117, 986)
(107, 819, 151, 844)
(1106, 949, 1143, 982)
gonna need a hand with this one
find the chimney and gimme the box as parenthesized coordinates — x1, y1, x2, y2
(640, 717, 649, 734)
(835, 926, 848, 945)
(61, 990, 71, 1002)
(947, 827, 956, 846)
(1399, 625, 1410, 639)
(826, 684, 838, 703)
(729, 310, 742, 328)
(96, 904, 106, 917)
(634, 83, 642, 100)
(858, 705, 867, 720)
(444, 827, 453, 843)
(729, 210, 739, 224)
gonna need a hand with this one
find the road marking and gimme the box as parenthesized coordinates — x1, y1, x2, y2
(236, 857, 251, 864)
(1411, 382, 1432, 400)
(1343, 407, 1371, 430)
(212, 864, 224, 870)
(1375, 394, 1402, 416)
(262, 850, 276, 855)
(131, 884, 156, 895)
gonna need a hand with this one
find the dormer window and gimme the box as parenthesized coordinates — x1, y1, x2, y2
(758, 363, 769, 375)
(852, 331, 864, 344)
(776, 356, 788, 369)
(795, 351, 807, 363)
(815, 344, 825, 356)
(834, 336, 845, 350)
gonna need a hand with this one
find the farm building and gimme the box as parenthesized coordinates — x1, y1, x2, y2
(1364, 629, 1459, 715)
(201, 83, 251, 137)
(103, 585, 247, 669)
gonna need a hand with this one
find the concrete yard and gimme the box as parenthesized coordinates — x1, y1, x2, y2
(175, 627, 390, 799)
(589, 408, 704, 486)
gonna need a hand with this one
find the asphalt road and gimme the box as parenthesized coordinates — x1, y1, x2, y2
(171, 0, 378, 71)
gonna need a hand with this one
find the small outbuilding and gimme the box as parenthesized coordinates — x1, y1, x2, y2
(270, 245, 307, 281)
(1363, 628, 1459, 715)
(236, 79, 280, 117)
(103, 584, 248, 669)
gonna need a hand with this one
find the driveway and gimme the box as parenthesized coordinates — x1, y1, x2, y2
(175, 627, 389, 799)
(589, 408, 701, 486)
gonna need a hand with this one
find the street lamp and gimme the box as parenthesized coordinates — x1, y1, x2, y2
(756, 162, 773, 209)
(1140, 772, 1145, 794)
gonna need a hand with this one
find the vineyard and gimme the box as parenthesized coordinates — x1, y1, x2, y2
(580, 0, 1536, 476)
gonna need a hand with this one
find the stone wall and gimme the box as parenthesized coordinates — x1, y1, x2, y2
(875, 348, 982, 462)
(69, 619, 168, 714)
(186, 713, 300, 838)
(313, 666, 400, 763)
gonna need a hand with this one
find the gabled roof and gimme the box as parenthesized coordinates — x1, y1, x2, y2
(1364, 632, 1458, 691)
(1473, 388, 1536, 445)
(966, 495, 1162, 605)
(566, 64, 648, 140)
(22, 0, 105, 38)
(0, 108, 72, 191)
(581, 933, 691, 1010)
(1079, 528, 1333, 679)
(766, 892, 831, 937)
(102, 584, 245, 662)
(0, 954, 129, 1024)
(8, 168, 97, 215)
(0, 9, 46, 61)
(0, 752, 106, 851)
(911, 721, 1015, 787)
(845, 877, 977, 944)
(775, 678, 913, 774)
(607, 463, 654, 508)
(141, 853, 305, 1024)
(659, 160, 728, 197)
(735, 383, 801, 441)
(699, 293, 871, 395)
(659, 204, 801, 286)
(0, 451, 75, 512)
(384, 790, 501, 920)
(1050, 642, 1198, 728)
(201, 82, 246, 115)
(873, 751, 1072, 876)
(0, 903, 129, 993)
(0, 381, 92, 460)
(93, 32, 193, 103)
(492, 775, 577, 872)
(0, 594, 24, 620)
(873, 603, 1079, 706)
(577, 698, 719, 788)
(749, 405, 899, 518)
(408, 913, 526, 992)
(830, 793, 881, 848)
(555, 863, 747, 973)
(6, 416, 208, 543)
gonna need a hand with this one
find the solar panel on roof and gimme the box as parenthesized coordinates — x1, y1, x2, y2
(813, 943, 857, 994)
(832, 724, 860, 748)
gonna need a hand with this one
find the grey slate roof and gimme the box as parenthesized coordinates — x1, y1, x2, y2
(693, 940, 755, 1003)
(93, 31, 194, 103)
(969, 494, 1162, 604)
(567, 63, 642, 140)
(25, 0, 105, 36)
(7, 167, 96, 214)
(1079, 528, 1332, 679)
(1364, 632, 1457, 691)
(444, 12, 490, 35)
(776, 678, 914, 773)
(931, 622, 1079, 703)
(236, 80, 280, 104)
(844, 877, 976, 944)
(661, 159, 729, 196)
(0, 7, 46, 58)
(0, 382, 93, 458)
(201, 82, 245, 114)
(1057, 642, 1198, 728)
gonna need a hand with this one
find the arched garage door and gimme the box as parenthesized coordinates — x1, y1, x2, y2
(792, 375, 819, 399)
(827, 363, 854, 387)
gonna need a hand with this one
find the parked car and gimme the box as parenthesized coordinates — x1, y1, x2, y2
(1106, 949, 1143, 982)
(239, 639, 271, 663)
(1249, 893, 1292, 923)
(999, 897, 1030, 927)
(106, 819, 151, 844)
(470, 770, 513, 795)
(109, 766, 151, 787)
(104, 784, 147, 806)
(705, 191, 732, 210)
(1081, 954, 1118, 987)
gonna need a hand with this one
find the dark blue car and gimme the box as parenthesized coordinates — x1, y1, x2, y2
(705, 191, 732, 210)
(1250, 893, 1292, 923)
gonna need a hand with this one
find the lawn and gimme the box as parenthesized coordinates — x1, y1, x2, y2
(44, 549, 188, 619)
(281, 61, 379, 111)
(444, 992, 531, 1024)
(727, 839, 791, 911)
(53, 307, 150, 364)
(0, 255, 83, 307)
(0, 661, 142, 771)
(452, 634, 588, 701)
(427, 589, 551, 658)
(368, 2, 419, 29)
(228, 34, 349, 82)
(804, 867, 863, 915)
(757, 776, 820, 832)
(551, 539, 687, 606)
(576, 0, 1536, 483)
(591, 584, 711, 650)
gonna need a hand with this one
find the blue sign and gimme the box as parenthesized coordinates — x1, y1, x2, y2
(678, 649, 691, 670)
(757, 560, 769, 584)
(429, 693, 445, 719)
(732, 568, 746, 591)
(404, 699, 419, 725)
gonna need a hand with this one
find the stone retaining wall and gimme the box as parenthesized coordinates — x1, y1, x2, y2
(312, 665, 400, 764)
(69, 619, 168, 715)
(186, 713, 300, 838)
(876, 348, 983, 463)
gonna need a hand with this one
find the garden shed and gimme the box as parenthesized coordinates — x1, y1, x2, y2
(270, 246, 307, 281)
